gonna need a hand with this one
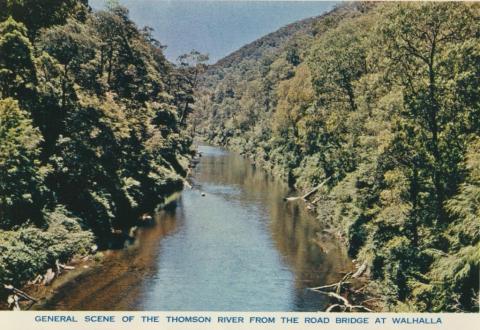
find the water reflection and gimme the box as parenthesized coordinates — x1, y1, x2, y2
(185, 145, 353, 311)
(39, 145, 352, 311)
(39, 209, 179, 310)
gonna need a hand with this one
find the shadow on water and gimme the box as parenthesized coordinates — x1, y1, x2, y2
(38, 145, 352, 311)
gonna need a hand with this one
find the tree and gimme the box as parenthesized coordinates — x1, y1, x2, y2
(285, 46, 300, 66)
(0, 98, 45, 229)
(379, 2, 479, 225)
(429, 138, 480, 311)
(176, 50, 209, 125)
(0, 0, 194, 291)
(309, 18, 369, 112)
(359, 2, 480, 308)
(0, 0, 89, 37)
(0, 17, 37, 102)
(195, 1, 480, 312)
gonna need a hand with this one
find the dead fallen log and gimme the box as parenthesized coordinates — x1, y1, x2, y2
(324, 291, 350, 307)
(59, 263, 75, 271)
(90, 244, 98, 253)
(309, 281, 351, 292)
(140, 214, 153, 224)
(319, 291, 372, 313)
(325, 303, 345, 312)
(42, 268, 55, 286)
(7, 294, 20, 311)
(128, 226, 138, 238)
(3, 284, 38, 303)
(284, 176, 331, 202)
(29, 274, 43, 285)
(111, 228, 123, 235)
(309, 272, 353, 294)
(55, 259, 75, 273)
(309, 271, 372, 312)
(352, 262, 367, 278)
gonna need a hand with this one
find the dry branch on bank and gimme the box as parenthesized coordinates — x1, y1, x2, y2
(7, 294, 20, 311)
(324, 293, 373, 312)
(55, 259, 75, 276)
(310, 271, 353, 294)
(42, 268, 55, 286)
(352, 262, 367, 278)
(29, 274, 43, 285)
(284, 176, 331, 202)
(309, 270, 373, 312)
(3, 284, 38, 303)
(3, 283, 39, 311)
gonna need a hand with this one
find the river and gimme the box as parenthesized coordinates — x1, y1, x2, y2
(38, 145, 353, 311)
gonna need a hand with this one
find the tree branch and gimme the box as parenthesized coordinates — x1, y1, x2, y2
(285, 176, 332, 202)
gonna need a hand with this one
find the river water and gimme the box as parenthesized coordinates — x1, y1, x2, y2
(40, 145, 352, 311)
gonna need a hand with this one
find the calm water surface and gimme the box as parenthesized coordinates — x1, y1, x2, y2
(40, 146, 352, 311)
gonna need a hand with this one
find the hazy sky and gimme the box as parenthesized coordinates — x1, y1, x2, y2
(90, 0, 338, 63)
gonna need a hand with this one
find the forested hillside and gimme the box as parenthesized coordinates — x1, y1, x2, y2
(0, 0, 196, 289)
(196, 2, 480, 312)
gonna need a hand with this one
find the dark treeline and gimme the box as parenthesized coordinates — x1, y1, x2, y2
(196, 2, 479, 312)
(0, 0, 198, 288)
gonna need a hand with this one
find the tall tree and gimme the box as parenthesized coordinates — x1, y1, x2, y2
(0, 0, 89, 37)
(176, 50, 209, 125)
(0, 17, 36, 102)
(379, 2, 479, 225)
(0, 98, 45, 229)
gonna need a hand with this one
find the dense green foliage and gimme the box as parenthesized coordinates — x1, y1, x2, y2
(0, 0, 194, 287)
(196, 2, 479, 312)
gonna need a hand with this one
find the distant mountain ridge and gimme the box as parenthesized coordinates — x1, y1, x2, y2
(213, 2, 369, 68)
(214, 13, 323, 68)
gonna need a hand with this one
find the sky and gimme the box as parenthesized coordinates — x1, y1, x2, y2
(89, 0, 338, 63)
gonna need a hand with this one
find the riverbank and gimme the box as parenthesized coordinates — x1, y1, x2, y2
(0, 146, 198, 311)
(1, 146, 374, 311)
(0, 177, 191, 310)
(1, 188, 187, 311)
(195, 1, 480, 313)
(196, 142, 380, 311)
(16, 146, 355, 311)
(0, 0, 198, 311)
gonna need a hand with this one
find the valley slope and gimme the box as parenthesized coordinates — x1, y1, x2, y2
(195, 1, 480, 312)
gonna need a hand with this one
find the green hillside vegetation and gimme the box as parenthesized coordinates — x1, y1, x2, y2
(196, 2, 479, 312)
(0, 0, 196, 288)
